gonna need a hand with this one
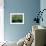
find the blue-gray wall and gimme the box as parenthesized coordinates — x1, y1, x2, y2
(4, 0, 40, 42)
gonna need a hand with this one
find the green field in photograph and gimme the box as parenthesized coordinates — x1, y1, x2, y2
(12, 15, 23, 23)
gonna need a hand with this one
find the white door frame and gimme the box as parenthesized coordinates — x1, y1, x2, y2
(0, 0, 4, 42)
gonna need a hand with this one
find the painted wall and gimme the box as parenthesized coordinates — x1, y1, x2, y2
(40, 0, 46, 27)
(4, 0, 40, 42)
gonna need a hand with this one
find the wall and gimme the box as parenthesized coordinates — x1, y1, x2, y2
(4, 0, 40, 42)
(40, 0, 46, 27)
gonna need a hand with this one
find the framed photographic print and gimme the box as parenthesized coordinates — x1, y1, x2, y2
(10, 13, 24, 24)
